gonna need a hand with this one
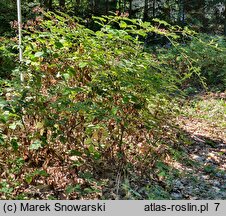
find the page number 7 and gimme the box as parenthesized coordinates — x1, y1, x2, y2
(214, 203, 220, 211)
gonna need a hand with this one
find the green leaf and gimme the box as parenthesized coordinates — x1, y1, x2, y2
(93, 152, 101, 160)
(55, 41, 64, 49)
(65, 185, 75, 194)
(111, 107, 118, 115)
(9, 122, 17, 130)
(119, 21, 127, 29)
(0, 135, 4, 145)
(11, 139, 19, 151)
(36, 121, 44, 129)
(79, 62, 88, 68)
(158, 171, 166, 177)
(141, 22, 151, 28)
(34, 51, 44, 57)
(0, 99, 7, 108)
(35, 170, 49, 177)
(88, 145, 95, 153)
(29, 140, 42, 150)
(40, 170, 48, 176)
(25, 176, 33, 184)
(70, 150, 82, 156)
(153, 18, 170, 26)
(84, 187, 95, 194)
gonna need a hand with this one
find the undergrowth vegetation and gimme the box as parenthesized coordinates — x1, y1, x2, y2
(0, 12, 225, 199)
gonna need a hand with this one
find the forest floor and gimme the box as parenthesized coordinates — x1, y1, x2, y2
(94, 92, 226, 200)
(1, 92, 225, 200)
(170, 92, 226, 199)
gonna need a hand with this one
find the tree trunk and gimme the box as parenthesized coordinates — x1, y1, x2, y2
(129, 0, 132, 17)
(123, 0, 126, 12)
(43, 0, 47, 7)
(49, 0, 53, 10)
(182, 0, 185, 25)
(105, 0, 109, 14)
(143, 0, 148, 21)
(93, 0, 100, 15)
(43, 0, 53, 10)
(59, 0, 65, 10)
(118, 0, 122, 12)
(152, 0, 155, 17)
(178, 0, 185, 25)
(223, 4, 226, 36)
(40, 0, 44, 7)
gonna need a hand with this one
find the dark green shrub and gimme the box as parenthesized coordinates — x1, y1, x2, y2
(157, 33, 226, 91)
(0, 37, 18, 79)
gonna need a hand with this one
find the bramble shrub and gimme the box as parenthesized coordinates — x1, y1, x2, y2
(157, 32, 226, 91)
(0, 37, 18, 79)
(188, 34, 226, 90)
(0, 12, 207, 199)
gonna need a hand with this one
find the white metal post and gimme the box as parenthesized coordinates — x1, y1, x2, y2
(17, 0, 24, 82)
